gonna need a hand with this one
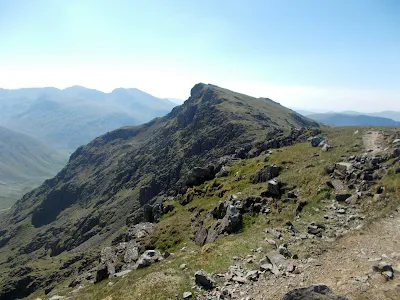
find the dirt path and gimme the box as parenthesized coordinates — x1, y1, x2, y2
(249, 209, 400, 300)
(363, 130, 385, 156)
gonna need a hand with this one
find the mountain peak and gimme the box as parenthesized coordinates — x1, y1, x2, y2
(0, 84, 320, 299)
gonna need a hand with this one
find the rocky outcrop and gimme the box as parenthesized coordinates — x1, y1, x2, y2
(186, 166, 216, 187)
(282, 284, 347, 300)
(193, 196, 271, 246)
(310, 136, 326, 147)
(135, 250, 164, 269)
(194, 201, 242, 246)
(252, 165, 280, 184)
(195, 269, 215, 290)
(94, 223, 155, 283)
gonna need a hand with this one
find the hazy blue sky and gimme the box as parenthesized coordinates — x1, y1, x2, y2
(0, 0, 399, 111)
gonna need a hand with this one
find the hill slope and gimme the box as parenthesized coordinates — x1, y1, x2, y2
(306, 113, 400, 126)
(0, 86, 176, 150)
(0, 83, 320, 298)
(0, 126, 68, 210)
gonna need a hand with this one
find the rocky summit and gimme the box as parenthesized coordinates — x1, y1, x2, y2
(0, 85, 399, 300)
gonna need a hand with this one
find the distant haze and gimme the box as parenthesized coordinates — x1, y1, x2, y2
(1, 1, 399, 112)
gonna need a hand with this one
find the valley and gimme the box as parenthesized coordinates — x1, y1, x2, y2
(0, 126, 69, 210)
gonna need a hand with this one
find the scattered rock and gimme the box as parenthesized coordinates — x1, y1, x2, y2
(393, 148, 400, 158)
(113, 270, 132, 278)
(195, 269, 215, 290)
(293, 200, 308, 217)
(194, 199, 245, 246)
(372, 262, 394, 280)
(183, 291, 193, 299)
(282, 284, 347, 300)
(216, 166, 230, 178)
(134, 250, 164, 269)
(368, 257, 382, 262)
(334, 162, 353, 179)
(252, 165, 280, 184)
(278, 245, 292, 259)
(265, 238, 278, 248)
(263, 179, 282, 197)
(326, 181, 335, 189)
(49, 296, 65, 300)
(335, 194, 352, 202)
(307, 222, 325, 236)
(310, 136, 326, 147)
(232, 276, 249, 284)
(95, 264, 110, 283)
(322, 143, 333, 152)
(180, 193, 194, 206)
(186, 166, 215, 187)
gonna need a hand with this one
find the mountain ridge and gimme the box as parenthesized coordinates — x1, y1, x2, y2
(0, 83, 321, 298)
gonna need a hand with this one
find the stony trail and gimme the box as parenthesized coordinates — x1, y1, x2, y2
(247, 208, 400, 300)
(363, 130, 385, 156)
(251, 130, 399, 299)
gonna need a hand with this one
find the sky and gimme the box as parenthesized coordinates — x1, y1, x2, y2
(0, 0, 399, 112)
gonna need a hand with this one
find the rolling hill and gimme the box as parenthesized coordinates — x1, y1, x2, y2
(0, 126, 68, 210)
(0, 86, 176, 150)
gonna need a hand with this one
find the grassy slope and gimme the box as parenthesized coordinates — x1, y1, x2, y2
(0, 126, 68, 209)
(25, 126, 400, 300)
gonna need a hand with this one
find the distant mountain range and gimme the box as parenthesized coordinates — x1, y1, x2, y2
(292, 109, 400, 126)
(0, 126, 68, 210)
(305, 113, 400, 127)
(0, 86, 177, 150)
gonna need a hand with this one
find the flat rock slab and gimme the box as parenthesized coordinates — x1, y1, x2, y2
(113, 269, 132, 277)
(282, 284, 347, 300)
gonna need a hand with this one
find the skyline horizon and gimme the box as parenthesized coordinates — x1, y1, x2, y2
(1, 82, 399, 115)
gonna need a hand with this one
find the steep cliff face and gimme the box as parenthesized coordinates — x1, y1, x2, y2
(0, 84, 319, 298)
